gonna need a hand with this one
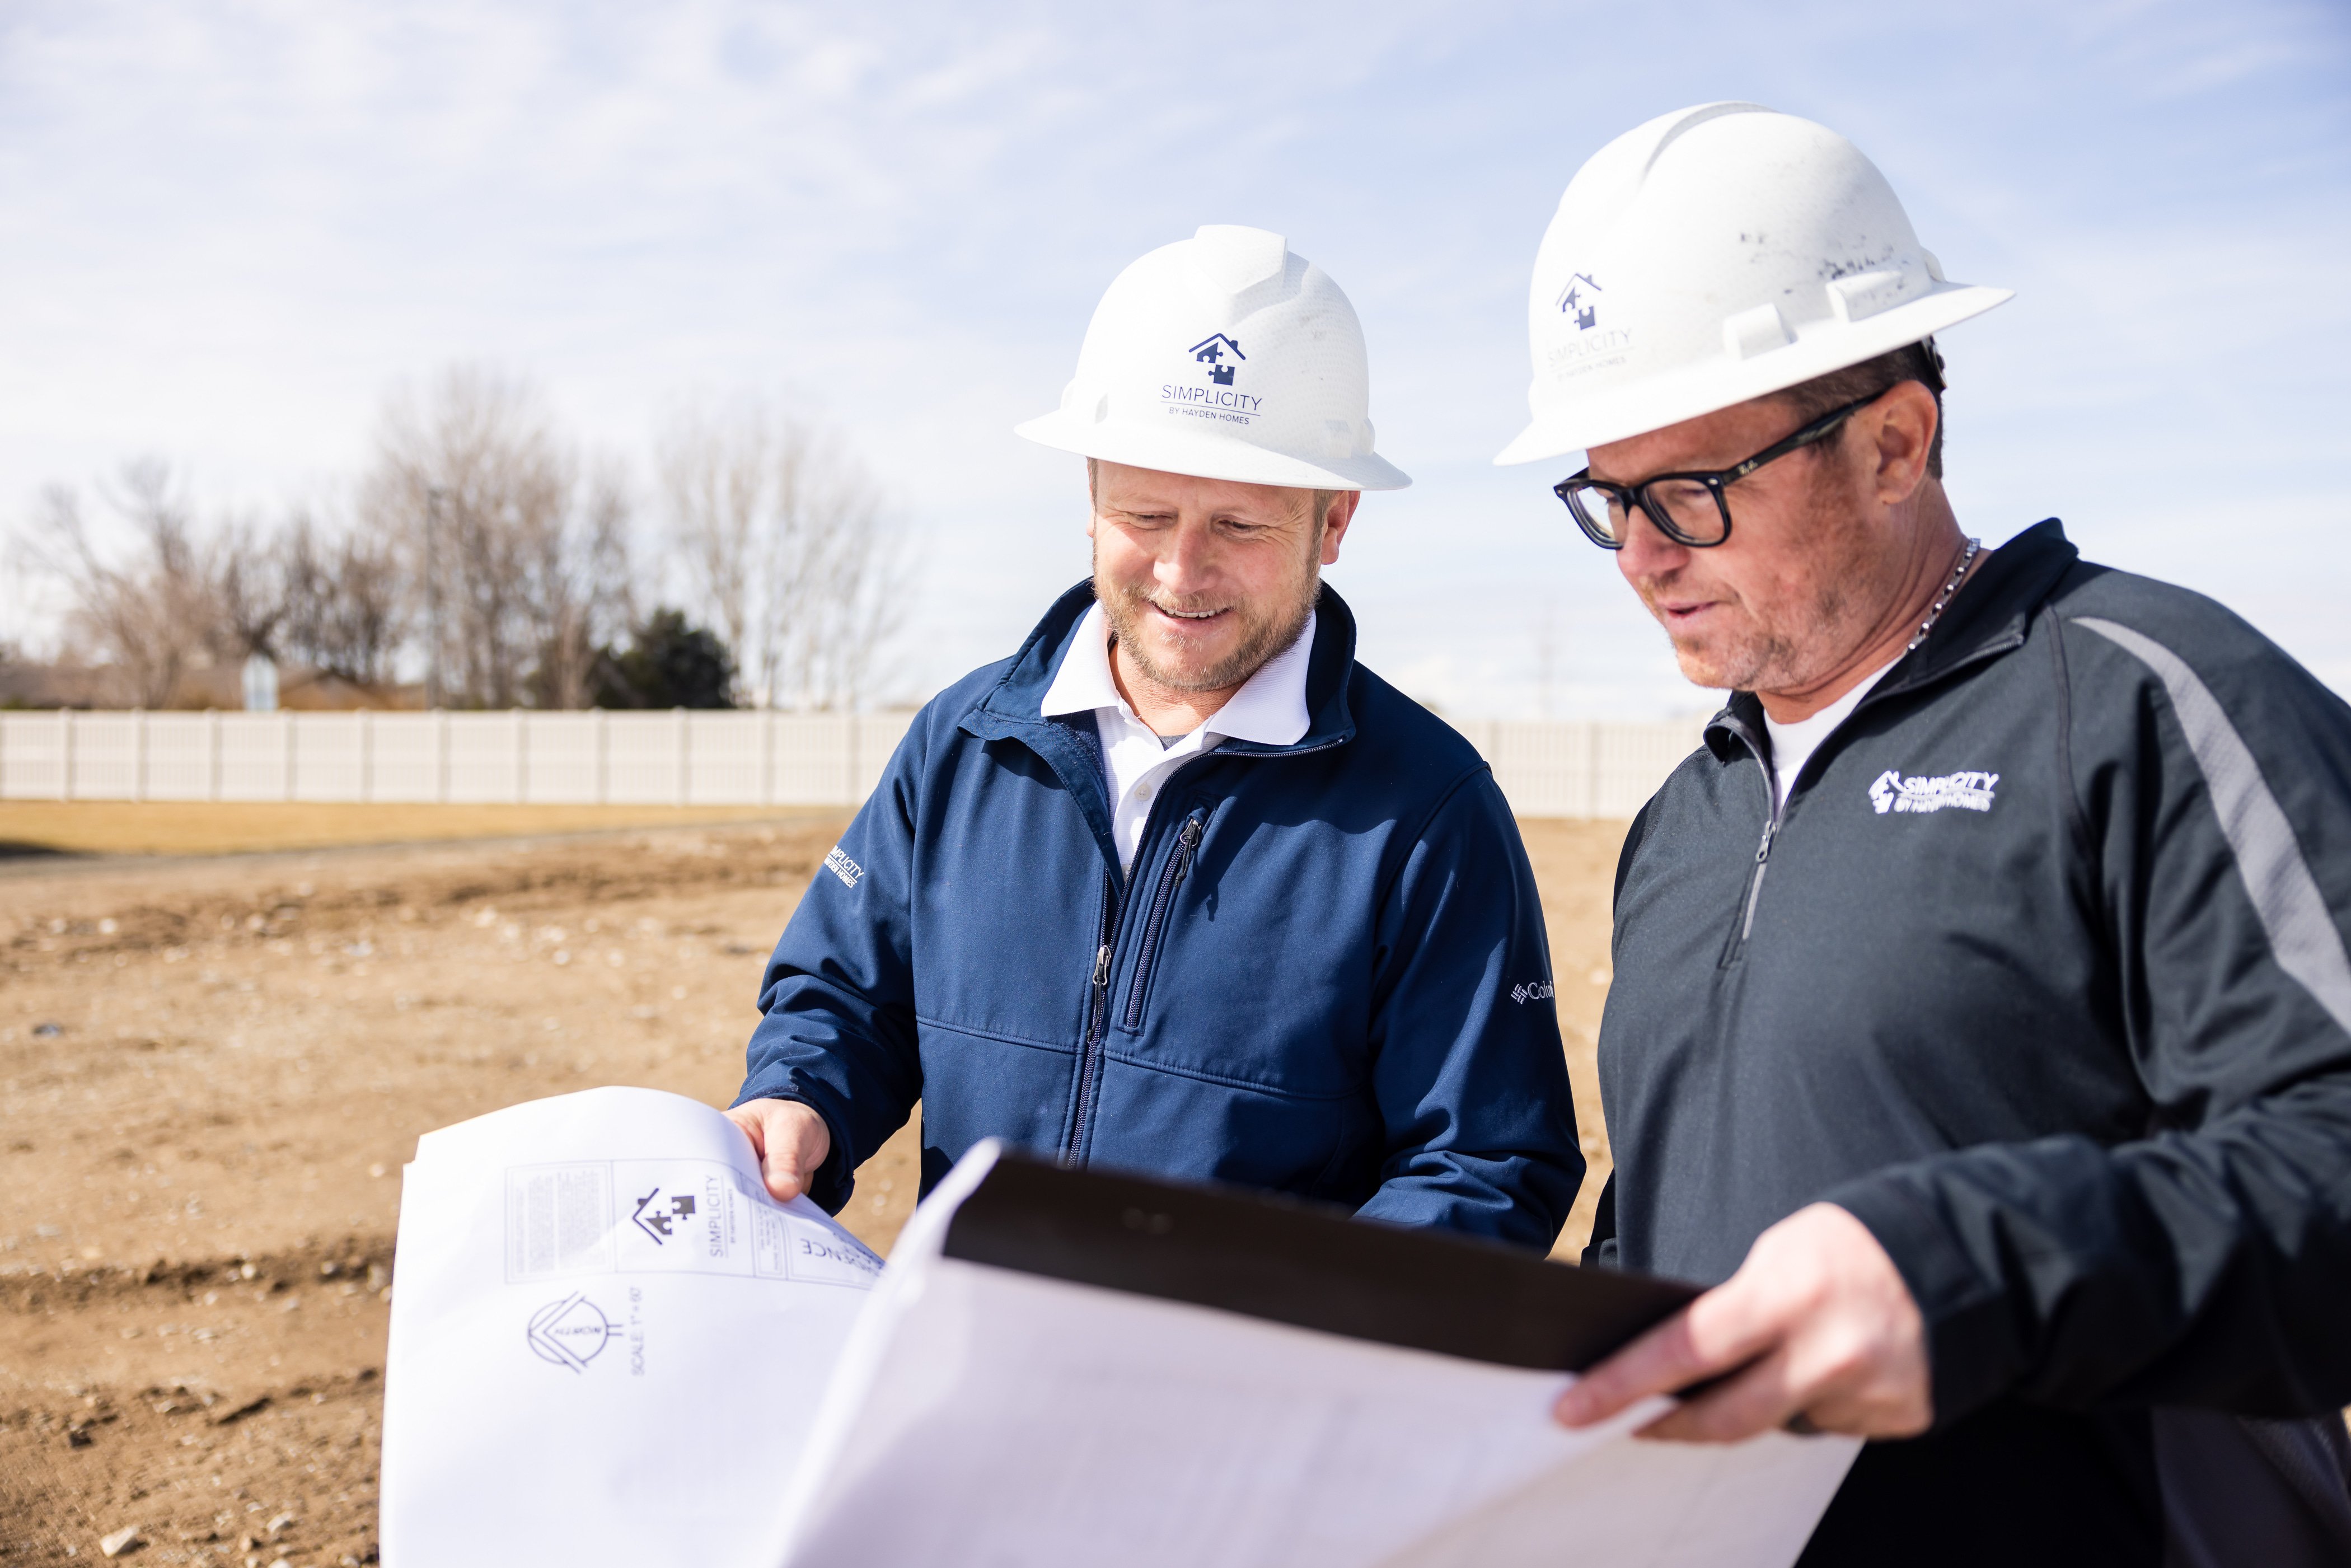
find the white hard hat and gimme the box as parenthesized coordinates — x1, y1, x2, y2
(1016, 224, 1409, 492)
(1495, 103, 2013, 466)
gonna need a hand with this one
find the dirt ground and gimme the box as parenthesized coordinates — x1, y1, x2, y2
(0, 807, 1623, 1564)
(0, 803, 810, 860)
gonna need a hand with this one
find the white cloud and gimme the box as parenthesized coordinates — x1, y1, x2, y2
(1, 0, 2345, 709)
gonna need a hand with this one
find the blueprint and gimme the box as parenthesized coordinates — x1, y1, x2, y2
(382, 1101, 1854, 1568)
(378, 1087, 880, 1567)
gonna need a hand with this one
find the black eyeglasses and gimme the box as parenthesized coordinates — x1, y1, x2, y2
(1553, 392, 1884, 550)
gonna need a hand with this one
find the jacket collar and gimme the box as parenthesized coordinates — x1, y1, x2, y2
(1038, 600, 1316, 748)
(1704, 519, 2081, 762)
(961, 578, 1363, 874)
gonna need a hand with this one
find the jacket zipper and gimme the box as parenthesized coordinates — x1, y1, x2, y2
(1738, 816, 1778, 943)
(1067, 867, 1122, 1164)
(1120, 813, 1204, 1030)
(1720, 716, 1779, 966)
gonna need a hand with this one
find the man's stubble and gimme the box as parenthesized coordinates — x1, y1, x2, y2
(1093, 535, 1322, 695)
(1646, 459, 1882, 698)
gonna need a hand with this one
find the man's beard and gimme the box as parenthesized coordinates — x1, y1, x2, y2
(1642, 460, 1872, 694)
(1661, 575, 1851, 693)
(1094, 553, 1321, 695)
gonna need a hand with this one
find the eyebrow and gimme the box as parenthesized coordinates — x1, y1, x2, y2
(1108, 505, 1289, 525)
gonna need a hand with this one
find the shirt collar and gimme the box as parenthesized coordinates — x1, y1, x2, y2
(1040, 600, 1315, 747)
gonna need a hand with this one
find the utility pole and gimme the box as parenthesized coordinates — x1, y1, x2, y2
(1536, 602, 1557, 722)
(425, 485, 445, 708)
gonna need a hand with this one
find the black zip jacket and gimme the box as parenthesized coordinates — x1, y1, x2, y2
(1588, 521, 2351, 1565)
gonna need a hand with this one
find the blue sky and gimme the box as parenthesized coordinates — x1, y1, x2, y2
(3, 0, 2345, 715)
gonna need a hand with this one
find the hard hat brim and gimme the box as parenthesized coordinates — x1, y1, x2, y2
(1015, 410, 1411, 493)
(1493, 283, 2013, 467)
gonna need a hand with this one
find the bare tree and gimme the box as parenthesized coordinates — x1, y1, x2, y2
(530, 458, 638, 711)
(25, 459, 269, 707)
(362, 366, 634, 709)
(657, 399, 908, 710)
(212, 516, 285, 662)
(657, 398, 767, 684)
(274, 510, 406, 686)
(780, 441, 911, 711)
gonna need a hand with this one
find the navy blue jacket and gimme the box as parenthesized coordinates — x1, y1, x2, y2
(736, 581, 1583, 1248)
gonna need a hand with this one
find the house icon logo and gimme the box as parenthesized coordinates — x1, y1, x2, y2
(1558, 274, 1601, 331)
(1189, 334, 1245, 386)
(631, 1186, 695, 1246)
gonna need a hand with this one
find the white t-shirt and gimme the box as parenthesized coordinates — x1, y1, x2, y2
(1039, 602, 1315, 872)
(1762, 657, 1899, 814)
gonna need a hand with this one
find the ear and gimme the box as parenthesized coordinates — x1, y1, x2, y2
(1867, 382, 1939, 507)
(1319, 492, 1362, 566)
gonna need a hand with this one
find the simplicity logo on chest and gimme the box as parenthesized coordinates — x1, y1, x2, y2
(1869, 769, 2001, 816)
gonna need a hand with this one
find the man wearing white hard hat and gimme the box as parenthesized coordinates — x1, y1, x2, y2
(725, 226, 1584, 1251)
(1504, 104, 2351, 1562)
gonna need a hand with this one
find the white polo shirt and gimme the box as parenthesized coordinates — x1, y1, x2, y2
(1039, 601, 1315, 872)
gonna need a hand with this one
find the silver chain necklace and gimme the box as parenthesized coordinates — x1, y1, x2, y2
(1907, 536, 1981, 652)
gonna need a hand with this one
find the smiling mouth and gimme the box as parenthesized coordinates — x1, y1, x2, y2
(1151, 604, 1226, 622)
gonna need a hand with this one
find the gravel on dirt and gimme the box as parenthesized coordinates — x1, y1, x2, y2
(0, 811, 1623, 1560)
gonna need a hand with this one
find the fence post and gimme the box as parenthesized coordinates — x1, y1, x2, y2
(761, 709, 775, 806)
(435, 709, 449, 803)
(1587, 722, 1604, 820)
(132, 709, 147, 803)
(359, 709, 373, 803)
(513, 709, 527, 804)
(675, 709, 690, 807)
(58, 708, 72, 802)
(594, 709, 608, 806)
(281, 710, 296, 802)
(207, 709, 221, 801)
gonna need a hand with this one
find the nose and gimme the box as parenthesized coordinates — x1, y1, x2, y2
(1612, 504, 1690, 582)
(1155, 516, 1217, 592)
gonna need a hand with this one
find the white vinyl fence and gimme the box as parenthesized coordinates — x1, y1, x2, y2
(1456, 718, 1706, 820)
(0, 709, 1704, 819)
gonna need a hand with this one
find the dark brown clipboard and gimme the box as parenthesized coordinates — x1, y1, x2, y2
(942, 1150, 1699, 1373)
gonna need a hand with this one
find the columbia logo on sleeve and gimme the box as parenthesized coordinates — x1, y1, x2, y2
(1869, 769, 1999, 815)
(1510, 980, 1556, 1004)
(823, 846, 865, 887)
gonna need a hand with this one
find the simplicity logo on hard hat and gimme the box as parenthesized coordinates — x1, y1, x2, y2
(1166, 334, 1260, 425)
(1558, 273, 1601, 331)
(1191, 334, 1243, 385)
(1551, 270, 1634, 382)
(1169, 333, 1259, 424)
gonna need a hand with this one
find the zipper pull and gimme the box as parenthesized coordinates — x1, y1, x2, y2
(1172, 816, 1203, 881)
(1755, 818, 1778, 865)
(1091, 944, 1112, 989)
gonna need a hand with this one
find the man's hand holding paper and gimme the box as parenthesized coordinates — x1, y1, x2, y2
(726, 1097, 832, 1204)
(1555, 1204, 1930, 1444)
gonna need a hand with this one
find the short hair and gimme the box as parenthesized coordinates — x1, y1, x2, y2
(1768, 338, 1946, 481)
(1086, 457, 1339, 531)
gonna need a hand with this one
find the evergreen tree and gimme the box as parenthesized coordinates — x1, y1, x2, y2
(586, 607, 735, 709)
